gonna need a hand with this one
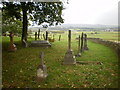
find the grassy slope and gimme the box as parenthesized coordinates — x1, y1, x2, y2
(2, 34, 118, 88)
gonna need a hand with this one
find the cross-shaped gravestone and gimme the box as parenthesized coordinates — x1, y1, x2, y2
(8, 32, 17, 52)
(75, 35, 81, 57)
(63, 30, 76, 65)
(36, 52, 48, 81)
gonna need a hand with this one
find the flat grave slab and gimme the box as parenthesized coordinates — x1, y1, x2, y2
(30, 40, 51, 47)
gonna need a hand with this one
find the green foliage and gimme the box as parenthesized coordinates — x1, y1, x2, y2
(2, 18, 22, 34)
(2, 2, 64, 26)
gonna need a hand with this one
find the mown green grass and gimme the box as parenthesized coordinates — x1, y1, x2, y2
(2, 32, 118, 88)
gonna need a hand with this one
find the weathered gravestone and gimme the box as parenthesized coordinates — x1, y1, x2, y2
(63, 30, 76, 65)
(8, 32, 17, 52)
(36, 52, 48, 81)
(80, 32, 84, 53)
(35, 32, 37, 40)
(83, 34, 89, 50)
(75, 35, 81, 57)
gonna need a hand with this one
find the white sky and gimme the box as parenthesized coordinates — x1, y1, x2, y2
(62, 0, 120, 25)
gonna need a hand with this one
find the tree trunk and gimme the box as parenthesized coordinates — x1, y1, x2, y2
(21, 6, 28, 45)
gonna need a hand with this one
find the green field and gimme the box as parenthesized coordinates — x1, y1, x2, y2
(2, 31, 119, 88)
(29, 31, 119, 42)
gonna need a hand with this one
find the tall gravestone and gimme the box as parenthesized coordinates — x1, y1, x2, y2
(75, 35, 81, 57)
(38, 29, 40, 39)
(63, 30, 76, 65)
(35, 32, 37, 40)
(8, 32, 17, 52)
(80, 32, 84, 53)
(84, 34, 89, 50)
(36, 52, 48, 81)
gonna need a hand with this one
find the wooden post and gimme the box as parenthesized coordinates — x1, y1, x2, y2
(75, 35, 81, 57)
(38, 29, 40, 39)
(80, 32, 84, 53)
(84, 34, 89, 50)
(35, 32, 37, 40)
(45, 31, 48, 40)
(59, 35, 61, 41)
(43, 34, 46, 40)
(68, 30, 71, 51)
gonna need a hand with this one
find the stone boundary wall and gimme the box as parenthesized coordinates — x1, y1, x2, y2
(87, 38, 120, 56)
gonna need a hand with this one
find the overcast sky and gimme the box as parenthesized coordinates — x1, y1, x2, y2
(62, 0, 120, 25)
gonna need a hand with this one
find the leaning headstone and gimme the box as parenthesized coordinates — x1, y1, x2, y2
(35, 32, 37, 40)
(38, 29, 40, 39)
(75, 35, 81, 57)
(63, 30, 76, 65)
(8, 32, 17, 52)
(80, 32, 84, 53)
(22, 39, 28, 48)
(58, 35, 61, 41)
(84, 34, 89, 50)
(36, 52, 48, 81)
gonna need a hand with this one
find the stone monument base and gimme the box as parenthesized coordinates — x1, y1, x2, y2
(63, 50, 76, 65)
(31, 40, 51, 47)
(36, 64, 48, 82)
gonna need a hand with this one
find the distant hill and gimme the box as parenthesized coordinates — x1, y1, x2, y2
(28, 24, 118, 32)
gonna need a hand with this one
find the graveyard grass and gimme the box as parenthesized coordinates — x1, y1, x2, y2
(2, 32, 118, 88)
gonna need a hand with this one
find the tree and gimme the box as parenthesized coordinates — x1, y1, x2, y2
(2, 1, 64, 45)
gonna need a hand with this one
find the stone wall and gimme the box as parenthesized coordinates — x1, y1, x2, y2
(87, 38, 120, 56)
